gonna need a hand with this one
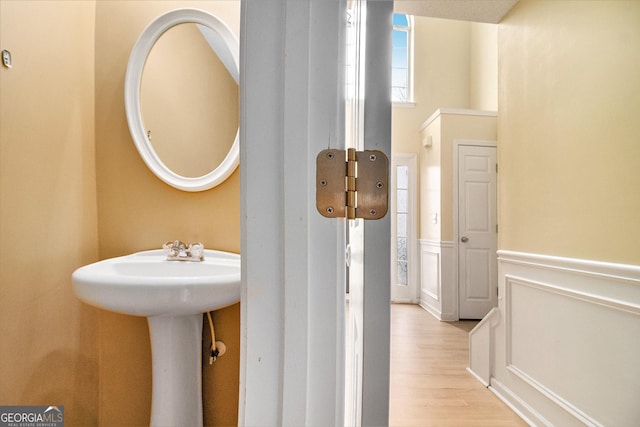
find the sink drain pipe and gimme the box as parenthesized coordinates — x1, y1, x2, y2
(206, 311, 226, 364)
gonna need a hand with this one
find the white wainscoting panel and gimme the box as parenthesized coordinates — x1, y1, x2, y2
(468, 307, 500, 387)
(479, 251, 640, 427)
(418, 240, 455, 320)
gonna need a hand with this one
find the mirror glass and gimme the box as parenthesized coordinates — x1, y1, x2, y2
(125, 9, 239, 191)
(141, 23, 239, 178)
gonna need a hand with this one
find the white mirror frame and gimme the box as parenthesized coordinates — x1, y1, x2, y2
(124, 8, 239, 192)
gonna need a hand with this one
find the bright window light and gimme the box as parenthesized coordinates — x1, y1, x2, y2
(392, 13, 412, 103)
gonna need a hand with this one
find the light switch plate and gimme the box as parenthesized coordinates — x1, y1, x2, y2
(2, 50, 12, 68)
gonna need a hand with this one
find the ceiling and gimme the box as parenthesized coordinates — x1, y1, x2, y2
(394, 0, 519, 24)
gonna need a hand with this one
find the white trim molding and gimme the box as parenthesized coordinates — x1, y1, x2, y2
(418, 240, 456, 320)
(470, 250, 640, 427)
(468, 307, 500, 387)
(418, 108, 497, 133)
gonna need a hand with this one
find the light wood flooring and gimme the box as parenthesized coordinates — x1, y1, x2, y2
(389, 304, 528, 426)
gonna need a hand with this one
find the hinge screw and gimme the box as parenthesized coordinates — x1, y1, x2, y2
(326, 152, 335, 160)
(319, 179, 327, 186)
(326, 207, 334, 214)
(369, 209, 377, 216)
(369, 154, 377, 161)
(376, 181, 384, 189)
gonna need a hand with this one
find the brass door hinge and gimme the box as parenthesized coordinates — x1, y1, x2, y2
(316, 148, 389, 220)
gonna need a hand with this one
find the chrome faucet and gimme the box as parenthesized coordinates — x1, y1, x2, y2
(162, 240, 205, 261)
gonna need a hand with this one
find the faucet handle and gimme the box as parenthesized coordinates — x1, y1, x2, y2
(172, 240, 187, 250)
(163, 240, 185, 257)
(162, 240, 205, 261)
(187, 242, 204, 260)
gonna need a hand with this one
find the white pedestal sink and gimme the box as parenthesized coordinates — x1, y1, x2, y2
(72, 249, 240, 427)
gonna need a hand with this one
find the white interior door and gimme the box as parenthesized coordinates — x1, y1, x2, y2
(457, 143, 498, 319)
(240, 1, 390, 425)
(240, 2, 347, 425)
(345, 1, 392, 425)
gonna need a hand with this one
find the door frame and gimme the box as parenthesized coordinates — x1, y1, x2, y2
(239, 1, 391, 425)
(239, 2, 346, 425)
(453, 139, 497, 320)
(359, 4, 392, 426)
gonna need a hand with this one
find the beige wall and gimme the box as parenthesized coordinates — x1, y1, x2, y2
(419, 112, 497, 241)
(394, 15, 498, 241)
(392, 17, 471, 243)
(0, 1, 99, 425)
(392, 16, 498, 155)
(95, 1, 241, 425)
(470, 23, 498, 111)
(419, 117, 443, 241)
(498, 0, 640, 265)
(0, 1, 241, 426)
(392, 16, 471, 155)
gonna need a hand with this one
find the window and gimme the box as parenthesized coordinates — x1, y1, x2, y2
(392, 13, 412, 103)
(395, 164, 409, 286)
(391, 153, 418, 303)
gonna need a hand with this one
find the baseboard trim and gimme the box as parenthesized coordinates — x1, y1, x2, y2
(418, 299, 442, 320)
(489, 379, 543, 427)
(466, 367, 489, 388)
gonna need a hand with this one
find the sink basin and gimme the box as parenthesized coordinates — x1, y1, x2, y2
(72, 249, 240, 317)
(71, 249, 240, 427)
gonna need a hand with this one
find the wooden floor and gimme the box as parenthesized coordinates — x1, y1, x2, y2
(389, 304, 528, 427)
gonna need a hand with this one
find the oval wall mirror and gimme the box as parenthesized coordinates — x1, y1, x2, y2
(125, 8, 239, 192)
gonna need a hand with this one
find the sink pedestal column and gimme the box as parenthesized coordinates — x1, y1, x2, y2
(147, 314, 204, 427)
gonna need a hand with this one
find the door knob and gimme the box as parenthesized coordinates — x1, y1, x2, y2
(461, 236, 469, 243)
